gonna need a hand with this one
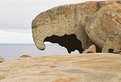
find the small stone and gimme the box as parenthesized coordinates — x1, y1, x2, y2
(0, 57, 4, 63)
(113, 50, 121, 54)
(82, 44, 96, 53)
(20, 55, 32, 58)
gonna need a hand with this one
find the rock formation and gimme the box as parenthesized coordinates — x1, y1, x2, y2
(85, 3, 121, 53)
(32, 1, 121, 53)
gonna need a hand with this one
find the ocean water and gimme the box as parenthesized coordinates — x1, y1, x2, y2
(0, 44, 79, 60)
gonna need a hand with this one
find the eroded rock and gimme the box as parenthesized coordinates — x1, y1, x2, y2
(32, 1, 121, 53)
(85, 3, 121, 53)
(32, 1, 107, 53)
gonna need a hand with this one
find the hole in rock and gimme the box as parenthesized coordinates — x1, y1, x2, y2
(44, 34, 84, 53)
(108, 49, 114, 53)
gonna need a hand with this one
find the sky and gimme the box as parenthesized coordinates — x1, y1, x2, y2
(0, 0, 103, 44)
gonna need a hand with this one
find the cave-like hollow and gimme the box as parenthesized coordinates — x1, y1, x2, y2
(44, 34, 84, 53)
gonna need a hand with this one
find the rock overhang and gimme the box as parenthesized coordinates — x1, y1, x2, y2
(32, 1, 121, 54)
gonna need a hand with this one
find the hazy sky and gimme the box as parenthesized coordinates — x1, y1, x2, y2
(0, 0, 102, 43)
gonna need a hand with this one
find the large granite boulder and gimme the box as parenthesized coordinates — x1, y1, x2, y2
(32, 1, 121, 53)
(32, 1, 106, 53)
(85, 3, 121, 53)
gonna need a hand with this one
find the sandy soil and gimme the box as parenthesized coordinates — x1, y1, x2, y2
(0, 53, 121, 82)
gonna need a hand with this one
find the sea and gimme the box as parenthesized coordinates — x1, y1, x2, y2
(0, 44, 79, 60)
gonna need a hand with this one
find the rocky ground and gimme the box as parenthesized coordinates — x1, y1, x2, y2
(0, 53, 121, 82)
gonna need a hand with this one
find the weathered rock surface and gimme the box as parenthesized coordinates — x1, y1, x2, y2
(32, 1, 108, 53)
(32, 1, 121, 53)
(0, 54, 121, 82)
(85, 3, 121, 53)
